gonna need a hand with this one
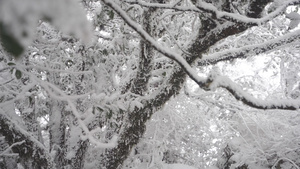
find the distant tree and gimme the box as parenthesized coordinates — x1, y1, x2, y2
(0, 0, 300, 169)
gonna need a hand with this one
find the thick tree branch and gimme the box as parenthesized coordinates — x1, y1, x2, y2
(125, 0, 300, 25)
(194, 0, 297, 25)
(198, 29, 300, 66)
(129, 4, 157, 95)
(101, 2, 245, 169)
(0, 110, 55, 169)
(103, 0, 212, 87)
(187, 21, 247, 58)
(104, 0, 300, 112)
(208, 76, 300, 110)
(101, 0, 297, 168)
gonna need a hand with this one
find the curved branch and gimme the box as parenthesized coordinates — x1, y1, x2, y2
(209, 76, 300, 110)
(198, 29, 300, 66)
(194, 0, 295, 25)
(101, 1, 252, 168)
(103, 0, 209, 87)
(272, 158, 300, 169)
(101, 1, 296, 167)
(104, 0, 300, 111)
(125, 0, 300, 25)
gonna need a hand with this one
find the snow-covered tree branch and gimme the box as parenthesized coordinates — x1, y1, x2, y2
(103, 0, 300, 111)
(0, 111, 54, 168)
(1, 0, 300, 168)
(199, 29, 300, 66)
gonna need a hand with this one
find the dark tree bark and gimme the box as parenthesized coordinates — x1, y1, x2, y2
(103, 2, 158, 168)
(71, 140, 89, 169)
(101, 0, 272, 168)
(0, 0, 279, 168)
(49, 101, 68, 169)
(0, 113, 54, 169)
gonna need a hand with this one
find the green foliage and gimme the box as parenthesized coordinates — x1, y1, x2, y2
(108, 10, 114, 20)
(106, 109, 113, 119)
(15, 69, 22, 79)
(7, 62, 16, 66)
(96, 106, 104, 112)
(102, 49, 108, 56)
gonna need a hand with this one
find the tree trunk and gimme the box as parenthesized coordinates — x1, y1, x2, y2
(0, 112, 54, 169)
(101, 0, 271, 166)
(49, 101, 68, 169)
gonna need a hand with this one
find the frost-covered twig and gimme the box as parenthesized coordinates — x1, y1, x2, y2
(272, 157, 300, 169)
(24, 65, 93, 75)
(124, 0, 200, 12)
(209, 76, 300, 110)
(0, 81, 37, 107)
(0, 140, 25, 156)
(0, 79, 14, 86)
(0, 66, 11, 73)
(161, 21, 192, 56)
(40, 81, 118, 148)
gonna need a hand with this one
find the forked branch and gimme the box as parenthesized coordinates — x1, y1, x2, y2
(102, 0, 300, 110)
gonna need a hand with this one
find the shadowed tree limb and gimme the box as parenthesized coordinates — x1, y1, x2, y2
(101, 0, 275, 168)
(197, 29, 300, 66)
(0, 111, 55, 169)
(205, 75, 300, 110)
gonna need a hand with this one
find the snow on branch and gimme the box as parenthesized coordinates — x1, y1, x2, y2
(103, 0, 300, 111)
(0, 109, 55, 168)
(0, 140, 25, 156)
(208, 75, 300, 110)
(102, 0, 207, 86)
(272, 158, 300, 169)
(39, 80, 118, 148)
(194, 0, 299, 25)
(124, 0, 200, 12)
(198, 29, 300, 66)
(125, 0, 299, 25)
(24, 65, 93, 75)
